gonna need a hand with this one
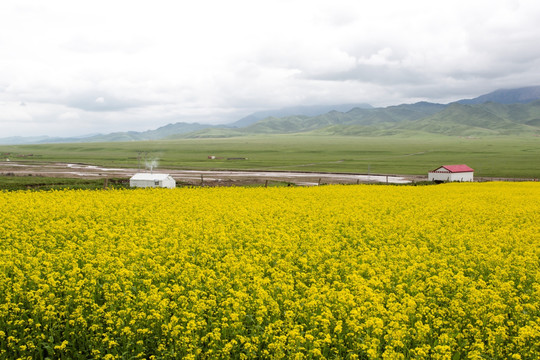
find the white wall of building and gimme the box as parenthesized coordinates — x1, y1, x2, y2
(129, 173, 176, 188)
(428, 171, 473, 182)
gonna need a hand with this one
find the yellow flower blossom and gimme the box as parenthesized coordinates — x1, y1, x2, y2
(0, 183, 538, 358)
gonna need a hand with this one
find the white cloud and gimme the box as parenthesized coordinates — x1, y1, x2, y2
(59, 111, 80, 121)
(0, 102, 33, 123)
(0, 0, 540, 136)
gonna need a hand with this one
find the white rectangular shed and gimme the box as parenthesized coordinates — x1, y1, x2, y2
(129, 173, 176, 188)
(428, 164, 474, 182)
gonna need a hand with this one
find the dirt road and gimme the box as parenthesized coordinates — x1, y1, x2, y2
(0, 161, 417, 186)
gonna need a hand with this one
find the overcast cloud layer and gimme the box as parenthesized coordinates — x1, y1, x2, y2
(1, 0, 540, 137)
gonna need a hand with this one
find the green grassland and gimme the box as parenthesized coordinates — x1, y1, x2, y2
(0, 176, 129, 191)
(1, 134, 539, 178)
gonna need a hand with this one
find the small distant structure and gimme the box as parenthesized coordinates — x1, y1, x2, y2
(428, 164, 474, 182)
(129, 173, 176, 189)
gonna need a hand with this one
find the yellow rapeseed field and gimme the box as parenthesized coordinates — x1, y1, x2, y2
(0, 183, 539, 359)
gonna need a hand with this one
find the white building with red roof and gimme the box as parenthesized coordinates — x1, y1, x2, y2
(428, 164, 474, 182)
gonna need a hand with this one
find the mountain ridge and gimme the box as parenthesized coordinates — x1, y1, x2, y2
(229, 103, 373, 128)
(457, 85, 540, 105)
(201, 99, 540, 138)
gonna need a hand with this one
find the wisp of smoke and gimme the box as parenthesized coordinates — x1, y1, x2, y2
(145, 159, 159, 172)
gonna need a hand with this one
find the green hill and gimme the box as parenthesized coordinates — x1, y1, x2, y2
(237, 102, 446, 135)
(170, 127, 242, 139)
(229, 103, 373, 127)
(237, 101, 540, 137)
(395, 103, 524, 136)
(178, 100, 540, 138)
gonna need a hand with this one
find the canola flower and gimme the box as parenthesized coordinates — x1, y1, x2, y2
(0, 182, 539, 359)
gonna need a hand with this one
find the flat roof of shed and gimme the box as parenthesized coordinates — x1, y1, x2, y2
(130, 173, 172, 180)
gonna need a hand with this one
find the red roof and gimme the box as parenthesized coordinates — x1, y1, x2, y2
(431, 164, 474, 173)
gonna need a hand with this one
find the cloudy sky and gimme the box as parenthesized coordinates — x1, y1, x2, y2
(1, 0, 540, 137)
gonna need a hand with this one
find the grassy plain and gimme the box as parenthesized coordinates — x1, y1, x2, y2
(1, 135, 539, 178)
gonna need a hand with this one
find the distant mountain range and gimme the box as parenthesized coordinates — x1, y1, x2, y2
(0, 123, 210, 145)
(457, 85, 540, 105)
(178, 100, 540, 138)
(229, 103, 373, 128)
(2, 86, 540, 144)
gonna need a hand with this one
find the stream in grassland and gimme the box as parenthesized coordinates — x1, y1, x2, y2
(0, 162, 412, 185)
